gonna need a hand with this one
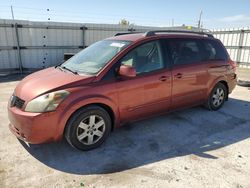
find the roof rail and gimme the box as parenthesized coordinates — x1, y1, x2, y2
(143, 30, 214, 38)
(114, 32, 142, 36)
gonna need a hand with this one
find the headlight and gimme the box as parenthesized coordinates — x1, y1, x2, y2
(25, 90, 70, 113)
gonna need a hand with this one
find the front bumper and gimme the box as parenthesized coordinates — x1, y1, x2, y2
(8, 106, 61, 144)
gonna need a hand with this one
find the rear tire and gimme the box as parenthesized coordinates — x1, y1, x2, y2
(206, 82, 227, 111)
(64, 105, 112, 151)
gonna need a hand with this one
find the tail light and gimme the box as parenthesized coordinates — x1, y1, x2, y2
(228, 60, 237, 70)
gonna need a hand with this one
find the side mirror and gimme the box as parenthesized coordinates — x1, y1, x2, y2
(119, 65, 136, 78)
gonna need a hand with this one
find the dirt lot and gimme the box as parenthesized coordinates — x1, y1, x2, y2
(0, 69, 250, 188)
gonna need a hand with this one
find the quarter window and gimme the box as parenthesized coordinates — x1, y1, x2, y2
(202, 40, 228, 61)
(120, 41, 164, 74)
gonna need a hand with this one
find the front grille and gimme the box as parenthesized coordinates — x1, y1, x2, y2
(10, 95, 25, 109)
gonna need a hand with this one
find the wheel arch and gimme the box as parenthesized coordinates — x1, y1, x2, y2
(54, 95, 119, 141)
(218, 80, 229, 100)
(70, 103, 116, 131)
(207, 77, 229, 99)
(205, 79, 229, 110)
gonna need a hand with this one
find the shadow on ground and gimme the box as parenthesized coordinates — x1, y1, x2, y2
(20, 98, 250, 175)
(0, 73, 30, 83)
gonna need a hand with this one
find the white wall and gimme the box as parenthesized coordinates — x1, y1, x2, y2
(1, 19, 250, 71)
(212, 28, 250, 65)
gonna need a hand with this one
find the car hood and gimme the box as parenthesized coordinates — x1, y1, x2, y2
(14, 67, 95, 101)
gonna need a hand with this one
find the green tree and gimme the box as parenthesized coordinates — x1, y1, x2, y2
(119, 19, 130, 25)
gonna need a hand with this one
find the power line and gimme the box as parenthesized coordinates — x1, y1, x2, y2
(1, 5, 171, 21)
(1, 5, 198, 23)
(0, 5, 198, 27)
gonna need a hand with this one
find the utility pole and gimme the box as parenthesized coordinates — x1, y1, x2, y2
(172, 18, 174, 26)
(198, 10, 202, 29)
(10, 5, 23, 73)
(11, 5, 15, 20)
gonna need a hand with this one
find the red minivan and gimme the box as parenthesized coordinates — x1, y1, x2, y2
(8, 30, 237, 150)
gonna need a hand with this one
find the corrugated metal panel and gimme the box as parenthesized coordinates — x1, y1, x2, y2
(0, 19, 19, 69)
(1, 18, 250, 72)
(1, 19, 172, 71)
(0, 27, 16, 46)
(84, 23, 131, 46)
(0, 50, 19, 69)
(20, 48, 81, 69)
(212, 28, 250, 65)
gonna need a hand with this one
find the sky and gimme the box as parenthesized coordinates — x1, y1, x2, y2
(0, 0, 250, 29)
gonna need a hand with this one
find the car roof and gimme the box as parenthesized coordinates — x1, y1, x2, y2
(107, 31, 215, 42)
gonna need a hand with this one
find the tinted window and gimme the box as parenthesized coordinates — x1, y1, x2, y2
(166, 39, 202, 65)
(121, 41, 164, 74)
(202, 40, 228, 61)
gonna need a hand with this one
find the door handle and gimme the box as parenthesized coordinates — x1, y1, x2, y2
(159, 76, 168, 81)
(174, 73, 182, 79)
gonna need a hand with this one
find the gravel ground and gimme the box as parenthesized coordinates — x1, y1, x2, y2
(0, 69, 250, 188)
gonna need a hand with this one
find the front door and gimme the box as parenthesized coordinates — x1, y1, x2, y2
(116, 40, 172, 123)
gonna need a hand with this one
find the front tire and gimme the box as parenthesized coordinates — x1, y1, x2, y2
(64, 106, 112, 151)
(206, 82, 227, 111)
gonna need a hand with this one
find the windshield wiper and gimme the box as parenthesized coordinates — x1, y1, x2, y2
(55, 65, 63, 71)
(55, 65, 78, 74)
(60, 66, 78, 75)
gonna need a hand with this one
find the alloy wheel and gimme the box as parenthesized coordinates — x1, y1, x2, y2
(212, 88, 225, 107)
(76, 115, 106, 145)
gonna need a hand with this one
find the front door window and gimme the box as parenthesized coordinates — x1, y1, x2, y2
(121, 41, 164, 74)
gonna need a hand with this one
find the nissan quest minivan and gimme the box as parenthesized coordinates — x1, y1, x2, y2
(8, 30, 237, 150)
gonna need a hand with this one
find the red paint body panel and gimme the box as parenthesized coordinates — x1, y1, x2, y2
(7, 33, 237, 144)
(15, 67, 95, 101)
(116, 68, 172, 122)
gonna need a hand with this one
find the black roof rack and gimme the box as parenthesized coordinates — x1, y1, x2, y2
(114, 32, 142, 36)
(143, 30, 214, 38)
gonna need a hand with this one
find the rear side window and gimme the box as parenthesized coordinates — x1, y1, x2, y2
(166, 39, 202, 65)
(202, 40, 228, 61)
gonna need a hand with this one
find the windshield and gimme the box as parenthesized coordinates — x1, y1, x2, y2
(62, 40, 131, 75)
